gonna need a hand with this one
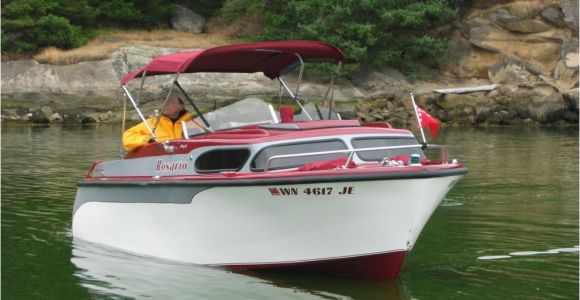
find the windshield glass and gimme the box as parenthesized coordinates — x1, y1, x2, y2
(195, 98, 276, 131)
(294, 102, 341, 121)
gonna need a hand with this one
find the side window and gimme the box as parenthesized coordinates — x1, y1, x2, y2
(251, 140, 347, 171)
(352, 137, 423, 161)
(195, 149, 250, 173)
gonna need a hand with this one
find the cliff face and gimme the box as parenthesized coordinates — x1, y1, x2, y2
(357, 0, 578, 126)
(1, 1, 578, 125)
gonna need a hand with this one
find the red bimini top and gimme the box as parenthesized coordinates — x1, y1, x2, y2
(120, 41, 346, 85)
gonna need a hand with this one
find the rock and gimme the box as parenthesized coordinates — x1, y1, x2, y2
(31, 110, 48, 123)
(1, 58, 121, 102)
(504, 1, 547, 19)
(562, 88, 579, 110)
(561, 40, 579, 69)
(552, 39, 579, 90)
(560, 0, 579, 35)
(62, 112, 88, 124)
(391, 111, 410, 119)
(352, 67, 410, 99)
(23, 113, 33, 121)
(98, 112, 110, 122)
(41, 106, 53, 118)
(445, 34, 500, 78)
(489, 59, 539, 84)
(541, 6, 567, 27)
(492, 10, 551, 33)
(486, 110, 511, 125)
(88, 113, 101, 122)
(111, 45, 178, 82)
(49, 112, 62, 123)
(467, 21, 563, 72)
(81, 114, 96, 124)
(2, 108, 19, 118)
(171, 4, 205, 34)
(514, 86, 569, 123)
(435, 93, 494, 111)
(374, 98, 389, 108)
(356, 102, 370, 114)
(562, 110, 579, 122)
(461, 17, 491, 35)
(30, 106, 54, 123)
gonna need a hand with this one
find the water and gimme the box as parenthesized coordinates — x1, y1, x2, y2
(2, 124, 578, 299)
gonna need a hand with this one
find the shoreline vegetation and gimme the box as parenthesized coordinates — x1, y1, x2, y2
(1, 0, 578, 126)
(30, 22, 244, 66)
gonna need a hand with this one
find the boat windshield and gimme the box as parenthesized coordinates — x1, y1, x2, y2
(194, 97, 277, 131)
(295, 103, 341, 121)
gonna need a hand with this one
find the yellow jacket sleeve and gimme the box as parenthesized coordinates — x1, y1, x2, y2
(123, 113, 192, 152)
(123, 119, 155, 152)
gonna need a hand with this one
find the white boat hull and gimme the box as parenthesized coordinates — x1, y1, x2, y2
(73, 175, 462, 278)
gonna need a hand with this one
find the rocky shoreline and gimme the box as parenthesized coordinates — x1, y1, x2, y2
(2, 1, 578, 127)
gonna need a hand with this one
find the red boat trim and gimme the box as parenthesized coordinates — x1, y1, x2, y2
(124, 125, 414, 159)
(78, 166, 467, 187)
(215, 250, 407, 280)
(85, 160, 102, 179)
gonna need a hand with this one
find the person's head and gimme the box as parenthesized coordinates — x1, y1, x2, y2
(162, 97, 185, 119)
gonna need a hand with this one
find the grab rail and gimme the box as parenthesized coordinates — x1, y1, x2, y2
(263, 144, 443, 172)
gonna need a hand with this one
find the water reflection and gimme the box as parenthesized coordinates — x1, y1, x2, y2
(71, 239, 402, 300)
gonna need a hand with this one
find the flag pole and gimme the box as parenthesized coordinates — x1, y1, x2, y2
(409, 92, 428, 147)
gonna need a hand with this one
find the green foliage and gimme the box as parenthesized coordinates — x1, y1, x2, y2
(259, 0, 457, 76)
(93, 0, 172, 29)
(176, 0, 226, 18)
(29, 15, 87, 49)
(1, 0, 173, 53)
(2, 0, 458, 78)
(220, 0, 264, 24)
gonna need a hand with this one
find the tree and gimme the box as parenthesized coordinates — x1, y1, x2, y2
(258, 0, 457, 75)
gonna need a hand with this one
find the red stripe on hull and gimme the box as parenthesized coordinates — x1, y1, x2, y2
(222, 251, 407, 280)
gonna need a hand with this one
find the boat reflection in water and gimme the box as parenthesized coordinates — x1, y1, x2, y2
(71, 239, 402, 299)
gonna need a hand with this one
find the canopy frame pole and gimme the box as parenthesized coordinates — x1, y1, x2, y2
(293, 53, 304, 100)
(152, 73, 180, 135)
(173, 80, 212, 131)
(120, 92, 128, 156)
(277, 81, 283, 110)
(321, 61, 342, 120)
(136, 70, 147, 105)
(122, 84, 156, 138)
(409, 92, 427, 146)
(278, 77, 312, 120)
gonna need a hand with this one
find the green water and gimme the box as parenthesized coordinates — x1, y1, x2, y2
(2, 124, 578, 299)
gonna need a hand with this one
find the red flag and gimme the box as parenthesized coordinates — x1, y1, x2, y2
(417, 107, 439, 139)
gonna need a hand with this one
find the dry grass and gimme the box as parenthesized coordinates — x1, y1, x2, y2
(34, 24, 243, 65)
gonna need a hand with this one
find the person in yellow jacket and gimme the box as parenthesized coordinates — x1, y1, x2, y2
(123, 96, 191, 152)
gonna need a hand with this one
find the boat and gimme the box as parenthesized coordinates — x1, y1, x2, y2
(72, 41, 467, 280)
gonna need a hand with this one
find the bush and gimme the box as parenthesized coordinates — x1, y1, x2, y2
(1, 0, 174, 53)
(29, 15, 87, 49)
(176, 0, 227, 18)
(220, 0, 264, 24)
(94, 0, 172, 29)
(258, 0, 457, 76)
